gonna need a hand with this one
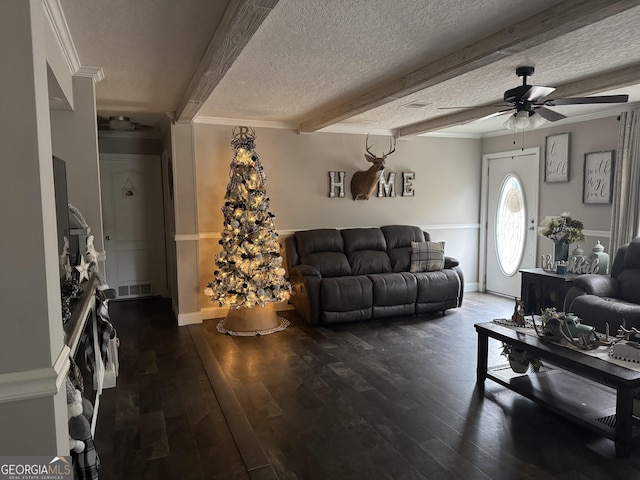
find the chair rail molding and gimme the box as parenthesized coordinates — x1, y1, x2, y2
(0, 345, 70, 404)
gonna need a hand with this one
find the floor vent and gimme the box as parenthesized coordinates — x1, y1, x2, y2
(116, 284, 153, 298)
(595, 414, 616, 429)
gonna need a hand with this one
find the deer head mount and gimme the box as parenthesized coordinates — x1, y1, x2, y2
(350, 135, 396, 200)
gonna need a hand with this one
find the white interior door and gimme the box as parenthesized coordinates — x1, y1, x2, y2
(100, 154, 167, 299)
(483, 148, 539, 297)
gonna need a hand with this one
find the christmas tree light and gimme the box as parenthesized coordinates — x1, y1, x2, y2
(205, 127, 291, 334)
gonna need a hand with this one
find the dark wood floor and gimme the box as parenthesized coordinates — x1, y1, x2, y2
(95, 293, 640, 479)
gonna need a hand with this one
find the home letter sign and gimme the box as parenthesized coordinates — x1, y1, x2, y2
(377, 172, 396, 197)
(328, 170, 416, 198)
(328, 171, 345, 198)
(402, 172, 415, 196)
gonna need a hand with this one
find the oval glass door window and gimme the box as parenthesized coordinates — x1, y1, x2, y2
(495, 173, 526, 276)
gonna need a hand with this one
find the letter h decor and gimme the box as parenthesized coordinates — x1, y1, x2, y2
(328, 171, 345, 198)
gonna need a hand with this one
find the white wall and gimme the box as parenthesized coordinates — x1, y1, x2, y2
(192, 124, 483, 318)
(482, 114, 619, 260)
(0, 0, 70, 455)
(172, 123, 202, 325)
(51, 75, 105, 273)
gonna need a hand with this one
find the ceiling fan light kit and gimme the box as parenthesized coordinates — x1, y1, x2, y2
(514, 110, 531, 129)
(108, 116, 135, 131)
(504, 109, 547, 130)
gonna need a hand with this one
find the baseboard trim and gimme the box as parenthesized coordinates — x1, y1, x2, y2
(0, 345, 70, 404)
(464, 282, 479, 292)
(178, 311, 203, 326)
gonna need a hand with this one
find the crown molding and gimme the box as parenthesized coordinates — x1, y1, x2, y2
(315, 125, 395, 137)
(75, 65, 105, 83)
(195, 103, 639, 139)
(43, 0, 80, 74)
(194, 116, 296, 130)
(423, 131, 482, 139)
(194, 116, 397, 137)
(43, 0, 105, 83)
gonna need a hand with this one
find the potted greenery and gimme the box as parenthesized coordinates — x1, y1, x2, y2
(540, 212, 585, 263)
(501, 343, 543, 373)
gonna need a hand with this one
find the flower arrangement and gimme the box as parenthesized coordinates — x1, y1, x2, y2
(540, 212, 584, 244)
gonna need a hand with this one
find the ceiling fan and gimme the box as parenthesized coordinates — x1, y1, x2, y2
(446, 66, 629, 129)
(97, 115, 155, 131)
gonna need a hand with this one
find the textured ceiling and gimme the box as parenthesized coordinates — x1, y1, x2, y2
(60, 0, 229, 127)
(200, 0, 561, 122)
(58, 0, 640, 135)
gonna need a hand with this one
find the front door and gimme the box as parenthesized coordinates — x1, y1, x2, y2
(483, 148, 539, 297)
(100, 154, 167, 299)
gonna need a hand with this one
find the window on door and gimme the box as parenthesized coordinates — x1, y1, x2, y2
(496, 173, 526, 276)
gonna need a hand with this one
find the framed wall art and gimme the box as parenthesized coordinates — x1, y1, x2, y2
(544, 132, 570, 182)
(583, 150, 615, 204)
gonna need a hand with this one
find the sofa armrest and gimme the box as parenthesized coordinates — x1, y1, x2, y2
(289, 265, 323, 324)
(572, 274, 620, 297)
(290, 264, 321, 280)
(444, 256, 459, 269)
(563, 274, 620, 313)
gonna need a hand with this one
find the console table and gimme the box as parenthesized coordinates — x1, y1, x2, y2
(520, 268, 580, 315)
(475, 321, 640, 456)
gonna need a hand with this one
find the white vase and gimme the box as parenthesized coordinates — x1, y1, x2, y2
(590, 241, 609, 275)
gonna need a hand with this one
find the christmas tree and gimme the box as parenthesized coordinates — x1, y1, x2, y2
(205, 127, 290, 334)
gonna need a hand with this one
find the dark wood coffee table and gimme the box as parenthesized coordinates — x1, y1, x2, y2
(475, 321, 640, 456)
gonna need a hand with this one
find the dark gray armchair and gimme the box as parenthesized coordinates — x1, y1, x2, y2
(564, 236, 640, 333)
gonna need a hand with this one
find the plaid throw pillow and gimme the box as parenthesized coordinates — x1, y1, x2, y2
(410, 241, 445, 272)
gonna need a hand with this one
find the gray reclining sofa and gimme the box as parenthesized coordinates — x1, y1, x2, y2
(284, 225, 464, 325)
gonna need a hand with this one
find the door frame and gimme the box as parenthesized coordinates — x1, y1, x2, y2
(479, 147, 539, 293)
(99, 152, 168, 298)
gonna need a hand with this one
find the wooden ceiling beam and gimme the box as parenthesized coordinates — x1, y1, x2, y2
(298, 0, 640, 133)
(175, 0, 279, 123)
(547, 65, 640, 99)
(397, 63, 640, 137)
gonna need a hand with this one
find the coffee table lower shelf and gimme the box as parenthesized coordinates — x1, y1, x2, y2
(487, 363, 640, 448)
(476, 321, 640, 457)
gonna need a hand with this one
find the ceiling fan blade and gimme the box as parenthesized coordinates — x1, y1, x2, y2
(466, 108, 514, 124)
(535, 107, 566, 122)
(544, 94, 629, 106)
(523, 86, 555, 102)
(438, 103, 510, 110)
